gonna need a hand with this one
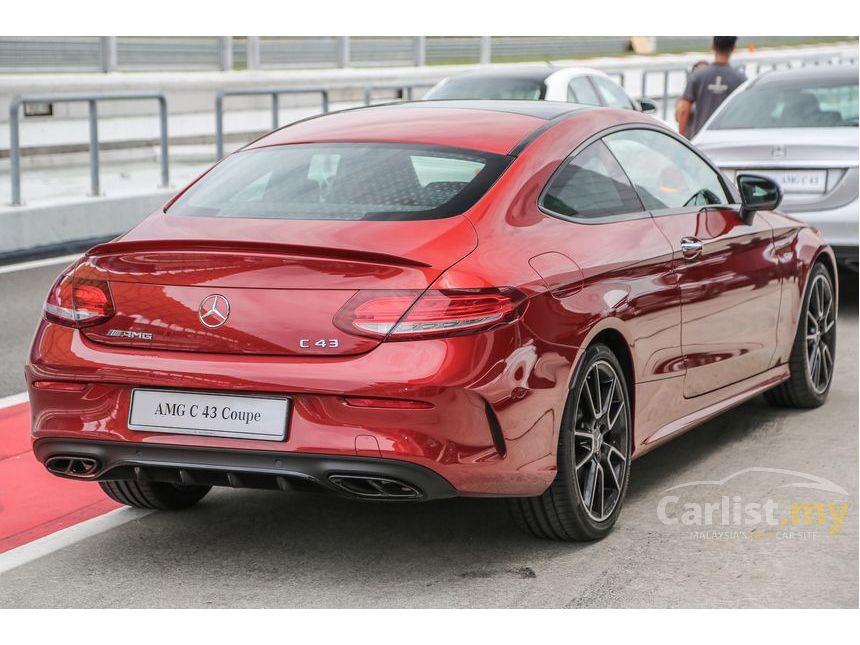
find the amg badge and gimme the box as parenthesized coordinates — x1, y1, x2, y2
(107, 329, 153, 340)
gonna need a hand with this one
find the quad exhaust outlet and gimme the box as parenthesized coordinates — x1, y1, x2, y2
(45, 455, 100, 478)
(328, 474, 422, 499)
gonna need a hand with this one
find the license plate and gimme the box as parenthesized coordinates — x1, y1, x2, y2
(747, 169, 827, 194)
(129, 389, 289, 441)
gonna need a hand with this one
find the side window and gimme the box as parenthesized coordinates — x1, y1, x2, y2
(541, 141, 644, 220)
(603, 129, 730, 210)
(592, 76, 634, 110)
(567, 76, 601, 106)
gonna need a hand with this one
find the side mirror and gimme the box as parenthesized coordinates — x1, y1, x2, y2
(638, 98, 658, 114)
(737, 173, 783, 223)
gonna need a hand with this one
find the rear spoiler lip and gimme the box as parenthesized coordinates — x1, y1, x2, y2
(84, 239, 432, 269)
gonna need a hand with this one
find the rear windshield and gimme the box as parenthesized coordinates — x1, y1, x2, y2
(425, 77, 546, 101)
(168, 143, 510, 221)
(709, 81, 859, 129)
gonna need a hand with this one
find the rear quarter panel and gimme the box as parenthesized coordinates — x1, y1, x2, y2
(437, 110, 681, 461)
(758, 210, 838, 365)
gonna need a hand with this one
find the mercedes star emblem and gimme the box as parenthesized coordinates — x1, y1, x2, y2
(198, 294, 230, 329)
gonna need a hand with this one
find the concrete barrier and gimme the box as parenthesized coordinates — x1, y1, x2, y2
(0, 191, 170, 259)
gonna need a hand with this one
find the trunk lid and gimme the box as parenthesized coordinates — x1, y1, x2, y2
(77, 213, 477, 356)
(694, 127, 858, 166)
(694, 128, 859, 210)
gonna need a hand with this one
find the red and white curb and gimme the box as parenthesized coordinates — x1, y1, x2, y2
(0, 507, 151, 575)
(0, 253, 80, 276)
(0, 391, 137, 572)
(0, 392, 29, 408)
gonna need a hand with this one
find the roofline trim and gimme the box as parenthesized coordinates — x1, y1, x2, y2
(507, 106, 596, 156)
(237, 100, 407, 154)
(238, 100, 593, 158)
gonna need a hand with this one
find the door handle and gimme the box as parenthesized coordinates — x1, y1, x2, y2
(680, 237, 703, 259)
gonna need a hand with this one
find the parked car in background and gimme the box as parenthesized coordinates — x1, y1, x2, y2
(424, 65, 657, 113)
(694, 64, 859, 269)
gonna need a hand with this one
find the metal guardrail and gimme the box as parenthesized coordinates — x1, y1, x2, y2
(214, 82, 438, 159)
(362, 80, 438, 105)
(8, 91, 169, 206)
(6, 47, 856, 206)
(639, 66, 691, 119)
(215, 87, 330, 160)
(742, 52, 859, 74)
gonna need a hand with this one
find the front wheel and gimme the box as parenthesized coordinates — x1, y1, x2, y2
(765, 263, 836, 408)
(508, 344, 632, 541)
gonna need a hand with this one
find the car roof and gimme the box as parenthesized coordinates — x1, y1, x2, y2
(391, 99, 589, 119)
(750, 64, 859, 89)
(247, 100, 596, 156)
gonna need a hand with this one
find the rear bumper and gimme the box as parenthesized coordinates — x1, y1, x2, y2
(26, 321, 567, 497)
(33, 439, 458, 501)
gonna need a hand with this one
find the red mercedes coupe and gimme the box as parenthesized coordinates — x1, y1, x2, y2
(27, 100, 837, 540)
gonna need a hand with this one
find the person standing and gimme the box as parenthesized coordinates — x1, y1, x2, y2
(675, 60, 709, 132)
(676, 37, 747, 139)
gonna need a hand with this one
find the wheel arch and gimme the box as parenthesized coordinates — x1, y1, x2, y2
(814, 246, 839, 305)
(546, 319, 638, 460)
(588, 327, 636, 426)
(800, 243, 839, 320)
(566, 319, 637, 429)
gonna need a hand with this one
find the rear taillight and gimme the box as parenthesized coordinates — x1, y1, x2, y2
(334, 287, 526, 340)
(44, 274, 115, 328)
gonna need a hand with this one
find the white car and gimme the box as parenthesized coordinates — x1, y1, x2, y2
(424, 65, 657, 113)
(694, 64, 859, 269)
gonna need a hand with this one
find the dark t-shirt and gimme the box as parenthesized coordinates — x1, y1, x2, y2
(682, 63, 747, 139)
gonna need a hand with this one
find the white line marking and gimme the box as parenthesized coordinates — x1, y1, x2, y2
(0, 391, 28, 409)
(0, 253, 81, 276)
(0, 507, 153, 575)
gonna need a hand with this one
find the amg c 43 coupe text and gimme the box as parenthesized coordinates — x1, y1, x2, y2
(28, 100, 837, 540)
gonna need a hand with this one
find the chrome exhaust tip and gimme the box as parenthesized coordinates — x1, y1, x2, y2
(45, 455, 100, 478)
(328, 474, 422, 499)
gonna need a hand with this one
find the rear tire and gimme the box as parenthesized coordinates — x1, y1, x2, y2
(765, 263, 836, 409)
(99, 480, 211, 510)
(508, 344, 632, 541)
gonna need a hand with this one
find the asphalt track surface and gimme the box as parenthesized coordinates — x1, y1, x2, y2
(0, 258, 856, 607)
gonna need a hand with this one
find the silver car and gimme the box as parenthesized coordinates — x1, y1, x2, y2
(694, 64, 858, 269)
(423, 65, 657, 113)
